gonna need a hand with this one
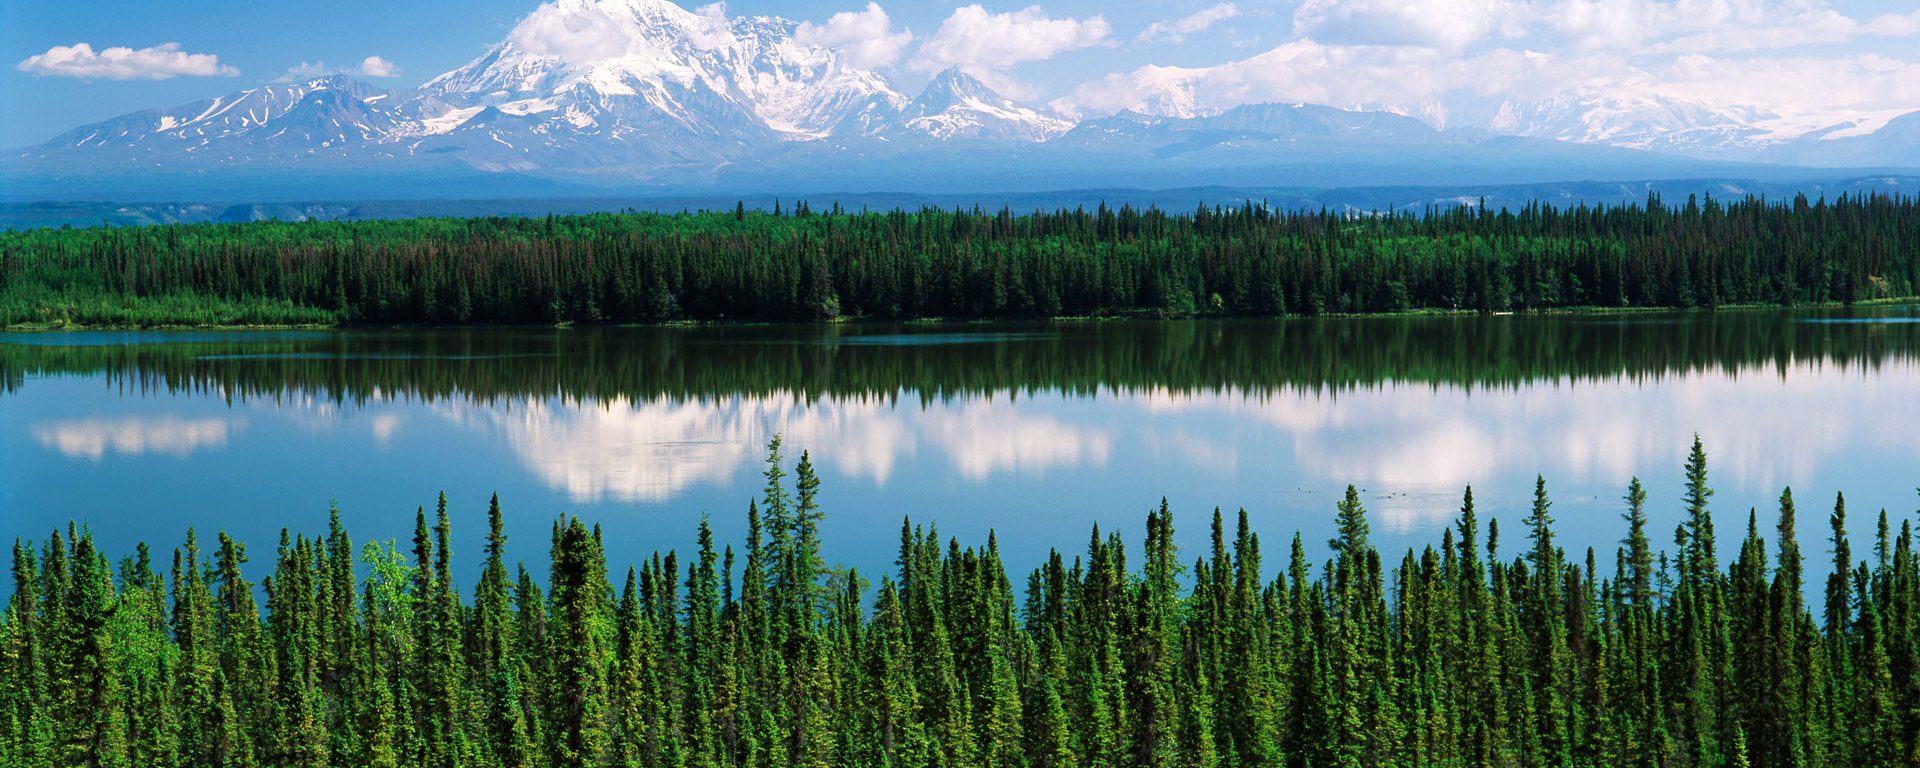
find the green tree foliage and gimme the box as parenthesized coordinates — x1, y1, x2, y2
(4, 437, 1916, 767)
(5, 194, 1917, 327)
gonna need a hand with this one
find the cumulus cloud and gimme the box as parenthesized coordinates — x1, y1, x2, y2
(1066, 40, 1482, 119)
(1062, 64, 1212, 117)
(1279, 0, 1919, 58)
(1655, 52, 1920, 116)
(1138, 3, 1240, 44)
(509, 1, 633, 64)
(796, 3, 914, 69)
(1293, 0, 1523, 50)
(1543, 0, 1920, 55)
(281, 55, 403, 81)
(358, 55, 402, 78)
(1064, 0, 1920, 128)
(15, 42, 237, 81)
(1866, 9, 1920, 37)
(912, 4, 1111, 76)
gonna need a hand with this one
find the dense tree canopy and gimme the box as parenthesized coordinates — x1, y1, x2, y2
(4, 193, 1916, 326)
(5, 436, 1917, 767)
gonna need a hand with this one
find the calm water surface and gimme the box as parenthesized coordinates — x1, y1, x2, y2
(4, 311, 1918, 590)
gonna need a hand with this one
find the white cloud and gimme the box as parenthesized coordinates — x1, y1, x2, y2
(1294, 0, 1523, 50)
(1655, 52, 1920, 116)
(358, 55, 402, 78)
(1062, 64, 1212, 117)
(509, 2, 633, 65)
(15, 42, 237, 81)
(1543, 0, 1920, 56)
(1866, 9, 1920, 37)
(912, 4, 1112, 76)
(281, 55, 404, 81)
(1275, 0, 1920, 61)
(1066, 0, 1920, 129)
(1138, 3, 1240, 44)
(796, 3, 914, 69)
(1066, 40, 1487, 119)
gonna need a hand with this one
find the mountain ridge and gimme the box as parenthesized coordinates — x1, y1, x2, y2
(7, 0, 1920, 201)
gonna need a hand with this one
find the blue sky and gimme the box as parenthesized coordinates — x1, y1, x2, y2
(6, 0, 1920, 147)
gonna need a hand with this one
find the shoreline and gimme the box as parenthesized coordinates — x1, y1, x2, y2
(7, 296, 1916, 332)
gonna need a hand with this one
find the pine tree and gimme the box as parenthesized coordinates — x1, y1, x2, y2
(1682, 435, 1719, 585)
(1621, 477, 1653, 607)
(548, 516, 613, 768)
(15, 437, 1920, 768)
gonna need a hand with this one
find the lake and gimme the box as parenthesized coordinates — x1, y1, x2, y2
(4, 309, 1918, 593)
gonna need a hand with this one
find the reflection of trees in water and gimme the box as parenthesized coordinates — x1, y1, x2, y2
(2, 311, 1918, 405)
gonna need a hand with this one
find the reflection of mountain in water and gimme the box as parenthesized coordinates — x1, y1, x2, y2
(4, 311, 1919, 404)
(400, 356, 1920, 519)
(433, 393, 1113, 503)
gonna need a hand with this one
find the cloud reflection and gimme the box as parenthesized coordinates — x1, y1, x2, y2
(1138, 359, 1920, 530)
(924, 401, 1114, 481)
(33, 416, 243, 460)
(419, 359, 1920, 526)
(438, 392, 1115, 502)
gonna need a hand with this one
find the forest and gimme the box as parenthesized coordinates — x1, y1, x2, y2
(3, 192, 1917, 327)
(4, 436, 1918, 768)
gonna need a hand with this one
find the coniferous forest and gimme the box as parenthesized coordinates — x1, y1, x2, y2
(4, 193, 1919, 327)
(5, 436, 1918, 768)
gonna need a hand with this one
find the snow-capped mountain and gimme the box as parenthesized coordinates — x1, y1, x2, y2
(1761, 111, 1920, 168)
(7, 0, 1094, 177)
(1486, 88, 1920, 165)
(883, 69, 1075, 142)
(1195, 103, 1444, 141)
(1490, 91, 1787, 158)
(32, 76, 418, 164)
(7, 0, 1920, 201)
(421, 0, 905, 145)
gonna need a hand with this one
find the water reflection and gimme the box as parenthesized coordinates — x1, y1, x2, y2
(32, 416, 243, 460)
(3, 310, 1918, 586)
(393, 357, 1920, 530)
(433, 392, 1117, 502)
(925, 401, 1116, 480)
(435, 394, 908, 503)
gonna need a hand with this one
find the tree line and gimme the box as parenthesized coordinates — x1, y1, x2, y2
(4, 436, 1918, 767)
(4, 193, 1917, 326)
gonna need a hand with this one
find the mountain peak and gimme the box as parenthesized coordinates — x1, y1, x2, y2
(925, 68, 994, 96)
(297, 74, 364, 91)
(886, 68, 1072, 142)
(415, 0, 903, 142)
(905, 68, 1002, 116)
